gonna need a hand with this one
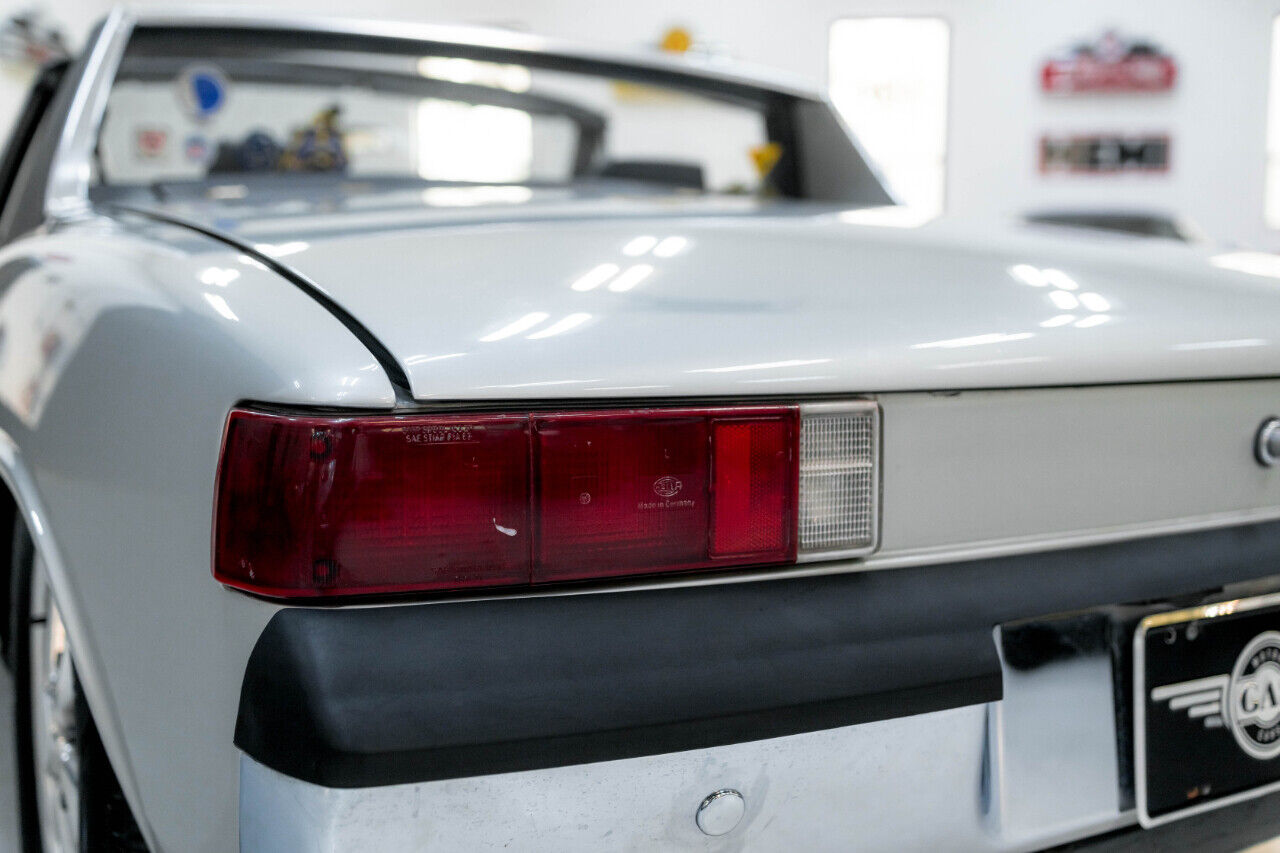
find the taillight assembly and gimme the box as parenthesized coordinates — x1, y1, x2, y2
(214, 402, 877, 599)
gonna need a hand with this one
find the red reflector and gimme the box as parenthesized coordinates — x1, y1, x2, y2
(711, 419, 794, 559)
(214, 411, 530, 597)
(214, 405, 798, 598)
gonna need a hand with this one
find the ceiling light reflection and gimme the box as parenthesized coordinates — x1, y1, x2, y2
(1074, 314, 1110, 328)
(405, 352, 468, 365)
(1008, 264, 1048, 287)
(912, 332, 1033, 349)
(1171, 339, 1268, 351)
(937, 356, 1048, 370)
(253, 241, 309, 258)
(1041, 269, 1078, 290)
(203, 292, 239, 322)
(199, 267, 240, 287)
(608, 264, 654, 292)
(622, 236, 658, 256)
(1078, 292, 1110, 312)
(480, 312, 549, 342)
(688, 358, 832, 374)
(1040, 314, 1076, 327)
(571, 263, 620, 292)
(740, 375, 833, 384)
(653, 236, 688, 257)
(1049, 290, 1080, 310)
(1209, 251, 1280, 278)
(527, 312, 592, 339)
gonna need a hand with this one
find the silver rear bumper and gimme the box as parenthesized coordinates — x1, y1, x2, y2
(239, 630, 1132, 852)
(234, 524, 1280, 851)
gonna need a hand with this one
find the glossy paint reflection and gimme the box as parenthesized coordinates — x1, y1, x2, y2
(0, 218, 395, 428)
(564, 234, 689, 296)
(1005, 261, 1114, 335)
(480, 312, 549, 342)
(150, 197, 1280, 400)
(526, 313, 591, 339)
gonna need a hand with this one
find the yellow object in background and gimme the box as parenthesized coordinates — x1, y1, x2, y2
(660, 27, 693, 53)
(612, 27, 693, 101)
(750, 142, 783, 178)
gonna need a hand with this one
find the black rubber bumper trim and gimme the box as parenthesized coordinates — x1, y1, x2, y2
(235, 520, 1280, 789)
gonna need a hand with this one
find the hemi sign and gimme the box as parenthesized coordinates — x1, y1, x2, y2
(1040, 134, 1170, 174)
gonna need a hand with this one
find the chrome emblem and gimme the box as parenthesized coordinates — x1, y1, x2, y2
(652, 476, 683, 498)
(1151, 630, 1280, 759)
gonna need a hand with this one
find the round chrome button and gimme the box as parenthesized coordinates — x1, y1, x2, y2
(695, 789, 745, 836)
(1258, 417, 1280, 466)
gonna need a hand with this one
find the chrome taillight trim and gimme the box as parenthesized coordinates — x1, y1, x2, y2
(796, 399, 881, 563)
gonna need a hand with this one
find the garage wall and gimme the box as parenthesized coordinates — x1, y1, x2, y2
(4, 0, 1280, 250)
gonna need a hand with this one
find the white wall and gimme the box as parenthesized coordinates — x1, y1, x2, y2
(917, 0, 1280, 251)
(6, 0, 1280, 248)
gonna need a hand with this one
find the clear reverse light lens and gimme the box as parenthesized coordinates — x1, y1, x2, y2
(798, 404, 879, 558)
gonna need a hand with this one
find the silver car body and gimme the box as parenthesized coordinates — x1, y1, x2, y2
(4, 6, 1280, 851)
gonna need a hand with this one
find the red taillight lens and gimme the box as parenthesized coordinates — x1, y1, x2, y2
(710, 418, 794, 559)
(214, 406, 798, 598)
(214, 412, 531, 596)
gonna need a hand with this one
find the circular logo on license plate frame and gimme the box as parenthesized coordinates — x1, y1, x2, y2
(1228, 630, 1280, 760)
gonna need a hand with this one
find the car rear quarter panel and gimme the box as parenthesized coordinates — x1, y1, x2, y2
(0, 214, 394, 850)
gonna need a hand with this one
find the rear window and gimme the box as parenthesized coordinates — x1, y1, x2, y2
(97, 42, 773, 195)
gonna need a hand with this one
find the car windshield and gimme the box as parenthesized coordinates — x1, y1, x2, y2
(93, 29, 788, 198)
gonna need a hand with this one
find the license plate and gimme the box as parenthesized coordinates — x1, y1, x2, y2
(1135, 593, 1280, 827)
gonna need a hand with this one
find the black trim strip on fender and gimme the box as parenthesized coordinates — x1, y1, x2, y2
(235, 519, 1280, 789)
(109, 204, 414, 402)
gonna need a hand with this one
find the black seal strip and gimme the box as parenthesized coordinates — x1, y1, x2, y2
(235, 519, 1280, 789)
(108, 205, 414, 402)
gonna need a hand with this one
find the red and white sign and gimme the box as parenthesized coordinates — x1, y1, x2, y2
(1041, 30, 1177, 94)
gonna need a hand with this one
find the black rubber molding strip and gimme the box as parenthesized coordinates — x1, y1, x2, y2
(235, 519, 1280, 789)
(109, 204, 414, 401)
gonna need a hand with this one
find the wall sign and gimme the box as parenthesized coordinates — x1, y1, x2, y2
(1041, 30, 1177, 94)
(1040, 134, 1170, 174)
(134, 127, 168, 160)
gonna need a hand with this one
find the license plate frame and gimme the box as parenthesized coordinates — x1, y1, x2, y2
(1135, 591, 1280, 827)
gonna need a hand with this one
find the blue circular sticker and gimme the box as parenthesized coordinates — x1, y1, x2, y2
(177, 65, 228, 120)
